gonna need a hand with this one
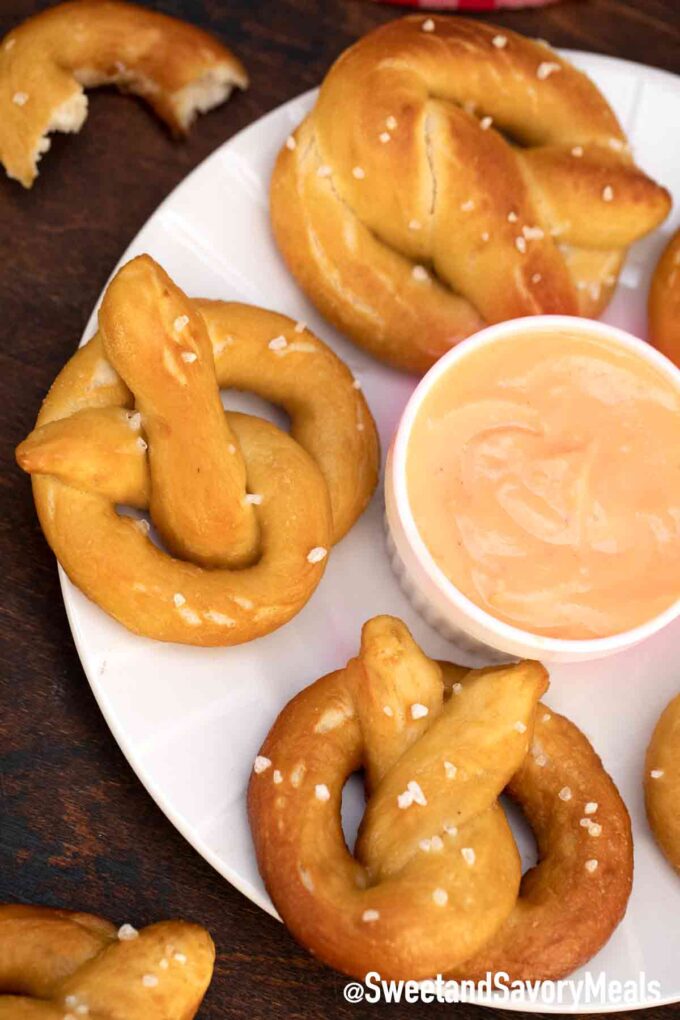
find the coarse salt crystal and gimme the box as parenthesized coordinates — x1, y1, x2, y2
(307, 546, 327, 564)
(537, 61, 561, 80)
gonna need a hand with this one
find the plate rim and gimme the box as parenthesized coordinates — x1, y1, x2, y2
(59, 48, 680, 1014)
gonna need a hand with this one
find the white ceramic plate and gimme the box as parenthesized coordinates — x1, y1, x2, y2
(61, 52, 680, 1012)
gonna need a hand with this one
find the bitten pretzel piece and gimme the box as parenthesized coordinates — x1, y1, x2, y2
(0, 904, 214, 1018)
(649, 228, 680, 368)
(0, 0, 248, 188)
(16, 256, 379, 645)
(249, 616, 632, 982)
(644, 693, 680, 874)
(271, 16, 670, 372)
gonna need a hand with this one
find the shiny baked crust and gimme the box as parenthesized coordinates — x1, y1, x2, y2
(649, 229, 680, 367)
(16, 255, 379, 645)
(0, 0, 248, 188)
(249, 616, 632, 981)
(0, 904, 214, 1018)
(271, 16, 670, 372)
(644, 692, 680, 873)
(450, 680, 633, 981)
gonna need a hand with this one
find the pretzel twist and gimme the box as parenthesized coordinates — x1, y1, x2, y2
(644, 692, 680, 874)
(271, 16, 671, 372)
(0, 905, 214, 1019)
(649, 228, 680, 368)
(16, 255, 378, 646)
(0, 0, 248, 188)
(249, 616, 632, 981)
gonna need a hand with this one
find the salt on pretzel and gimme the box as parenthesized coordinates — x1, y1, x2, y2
(0, 904, 214, 1018)
(649, 228, 680, 368)
(249, 616, 632, 981)
(0, 0, 248, 188)
(271, 16, 671, 372)
(644, 693, 680, 874)
(445, 663, 633, 981)
(16, 255, 378, 645)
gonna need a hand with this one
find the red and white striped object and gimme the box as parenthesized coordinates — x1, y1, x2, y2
(374, 1, 562, 9)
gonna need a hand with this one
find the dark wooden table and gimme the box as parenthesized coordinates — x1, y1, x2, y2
(1, 1, 678, 1017)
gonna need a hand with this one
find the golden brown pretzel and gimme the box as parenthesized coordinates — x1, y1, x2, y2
(447, 664, 633, 981)
(16, 255, 379, 645)
(0, 904, 214, 1018)
(249, 616, 632, 981)
(271, 16, 671, 372)
(649, 228, 680, 367)
(644, 692, 680, 874)
(0, 0, 248, 188)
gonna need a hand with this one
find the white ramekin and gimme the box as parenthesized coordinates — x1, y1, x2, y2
(385, 315, 680, 663)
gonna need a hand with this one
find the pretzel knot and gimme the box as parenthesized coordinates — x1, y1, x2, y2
(0, 0, 248, 188)
(16, 255, 379, 646)
(271, 16, 671, 372)
(0, 905, 214, 1018)
(249, 616, 633, 981)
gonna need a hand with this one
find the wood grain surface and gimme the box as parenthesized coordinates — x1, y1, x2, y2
(1, 1, 678, 1017)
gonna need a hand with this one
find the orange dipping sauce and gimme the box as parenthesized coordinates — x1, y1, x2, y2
(407, 330, 680, 639)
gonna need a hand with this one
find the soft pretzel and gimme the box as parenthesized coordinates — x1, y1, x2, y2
(0, 904, 214, 1018)
(644, 693, 680, 874)
(16, 255, 378, 646)
(249, 616, 632, 981)
(271, 16, 671, 372)
(446, 662, 633, 981)
(0, 0, 248, 188)
(649, 228, 680, 367)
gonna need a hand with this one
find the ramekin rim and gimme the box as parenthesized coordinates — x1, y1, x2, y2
(390, 314, 680, 654)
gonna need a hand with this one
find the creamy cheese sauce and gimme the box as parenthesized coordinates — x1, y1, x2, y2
(407, 331, 680, 638)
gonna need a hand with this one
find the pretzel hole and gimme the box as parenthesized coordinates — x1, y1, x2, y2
(220, 389, 290, 432)
(501, 793, 538, 874)
(340, 772, 365, 853)
(116, 505, 159, 544)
